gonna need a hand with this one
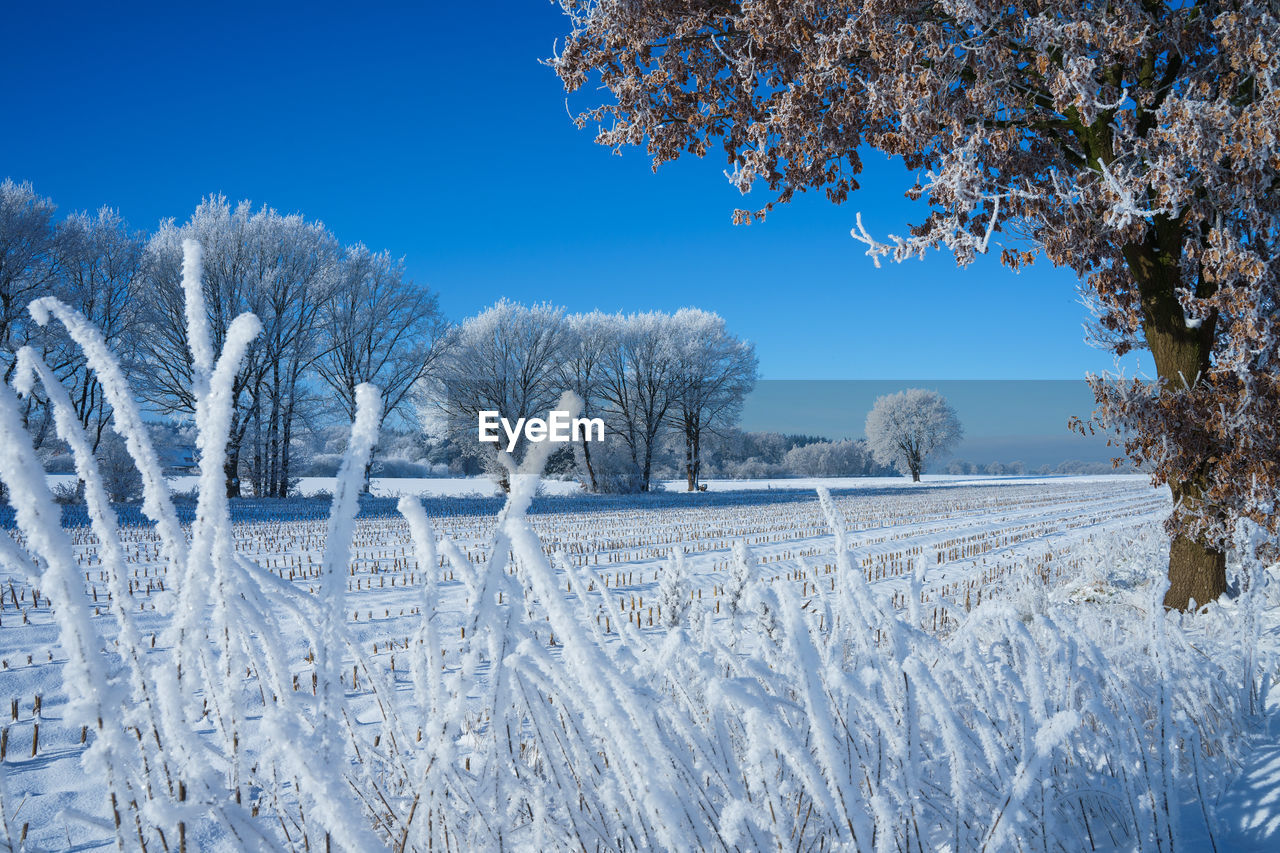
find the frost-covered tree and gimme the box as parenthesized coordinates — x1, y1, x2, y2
(239, 210, 338, 498)
(47, 208, 146, 452)
(137, 196, 339, 497)
(670, 309, 757, 491)
(598, 311, 682, 492)
(425, 303, 756, 492)
(865, 389, 962, 482)
(0, 193, 147, 456)
(0, 180, 57, 380)
(318, 245, 448, 490)
(318, 244, 448, 429)
(430, 299, 568, 489)
(557, 310, 617, 491)
(0, 181, 58, 455)
(551, 0, 1280, 608)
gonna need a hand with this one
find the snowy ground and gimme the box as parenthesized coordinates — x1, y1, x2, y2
(2, 474, 1277, 850)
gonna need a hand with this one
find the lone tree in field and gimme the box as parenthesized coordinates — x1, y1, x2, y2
(552, 0, 1280, 609)
(865, 389, 962, 482)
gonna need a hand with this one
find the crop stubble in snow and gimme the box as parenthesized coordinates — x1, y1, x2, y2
(0, 475, 1184, 848)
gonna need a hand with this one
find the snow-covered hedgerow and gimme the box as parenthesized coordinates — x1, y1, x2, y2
(0, 242, 1271, 851)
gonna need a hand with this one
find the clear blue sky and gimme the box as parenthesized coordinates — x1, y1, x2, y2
(0, 1, 1143, 381)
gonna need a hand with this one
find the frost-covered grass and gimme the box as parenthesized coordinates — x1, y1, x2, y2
(0, 245, 1275, 851)
(0, 469, 1274, 851)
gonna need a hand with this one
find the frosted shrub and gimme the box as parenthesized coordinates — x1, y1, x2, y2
(0, 242, 1266, 851)
(747, 579, 783, 645)
(724, 539, 754, 619)
(572, 431, 649, 493)
(371, 455, 432, 478)
(49, 480, 83, 504)
(658, 548, 691, 627)
(42, 450, 76, 474)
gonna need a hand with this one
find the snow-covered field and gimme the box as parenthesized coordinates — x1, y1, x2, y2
(146, 471, 1152, 499)
(2, 472, 1278, 850)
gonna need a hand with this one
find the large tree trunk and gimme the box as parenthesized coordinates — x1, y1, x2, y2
(225, 408, 248, 498)
(1123, 227, 1226, 610)
(1164, 531, 1227, 611)
(252, 412, 264, 497)
(685, 423, 697, 491)
(580, 437, 597, 492)
(266, 392, 279, 498)
(641, 434, 654, 492)
(279, 401, 294, 499)
(224, 443, 241, 498)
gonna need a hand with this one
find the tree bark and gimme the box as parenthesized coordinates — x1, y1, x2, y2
(685, 422, 698, 491)
(224, 443, 241, 498)
(1123, 223, 1226, 610)
(252, 412, 264, 497)
(1163, 532, 1227, 611)
(641, 434, 654, 492)
(279, 399, 294, 498)
(226, 401, 250, 498)
(580, 437, 597, 492)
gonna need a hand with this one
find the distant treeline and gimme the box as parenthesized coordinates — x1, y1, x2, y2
(944, 458, 1136, 476)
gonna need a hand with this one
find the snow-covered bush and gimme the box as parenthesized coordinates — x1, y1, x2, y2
(307, 451, 439, 481)
(572, 431, 651, 493)
(717, 456, 788, 479)
(303, 451, 344, 477)
(42, 449, 76, 473)
(700, 431, 897, 480)
(49, 480, 83, 504)
(371, 455, 432, 478)
(782, 437, 889, 477)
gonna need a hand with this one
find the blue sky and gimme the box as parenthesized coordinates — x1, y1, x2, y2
(0, 1, 1143, 381)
